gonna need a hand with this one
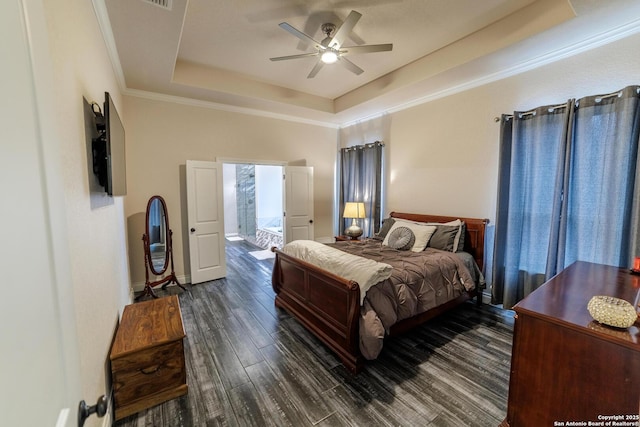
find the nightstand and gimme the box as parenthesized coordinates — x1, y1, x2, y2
(335, 235, 360, 242)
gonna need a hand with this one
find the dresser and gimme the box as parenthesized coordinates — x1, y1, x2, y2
(110, 295, 187, 420)
(501, 261, 640, 427)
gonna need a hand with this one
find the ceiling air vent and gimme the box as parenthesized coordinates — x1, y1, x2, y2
(142, 0, 172, 10)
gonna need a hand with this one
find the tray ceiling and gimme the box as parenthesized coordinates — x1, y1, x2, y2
(103, 0, 640, 125)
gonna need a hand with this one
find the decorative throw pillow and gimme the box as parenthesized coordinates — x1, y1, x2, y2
(373, 217, 395, 240)
(387, 226, 415, 250)
(428, 225, 459, 252)
(418, 219, 464, 252)
(382, 221, 437, 252)
(456, 221, 466, 252)
(446, 219, 463, 252)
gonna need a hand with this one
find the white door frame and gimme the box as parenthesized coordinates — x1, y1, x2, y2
(216, 157, 287, 167)
(217, 159, 314, 247)
(218, 158, 286, 242)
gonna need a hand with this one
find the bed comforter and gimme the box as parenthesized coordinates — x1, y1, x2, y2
(330, 239, 476, 360)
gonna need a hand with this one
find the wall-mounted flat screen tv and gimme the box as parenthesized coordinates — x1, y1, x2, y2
(92, 92, 126, 196)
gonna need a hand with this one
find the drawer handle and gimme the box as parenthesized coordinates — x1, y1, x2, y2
(139, 364, 161, 375)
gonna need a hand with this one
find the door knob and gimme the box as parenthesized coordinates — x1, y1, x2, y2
(78, 395, 107, 427)
(190, 228, 196, 232)
(309, 219, 313, 224)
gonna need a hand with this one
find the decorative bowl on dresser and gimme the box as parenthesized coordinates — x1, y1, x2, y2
(110, 295, 187, 420)
(501, 261, 640, 427)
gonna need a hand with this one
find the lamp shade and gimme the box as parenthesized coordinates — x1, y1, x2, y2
(343, 202, 365, 238)
(343, 202, 366, 219)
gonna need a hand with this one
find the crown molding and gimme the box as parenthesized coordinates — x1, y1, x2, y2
(91, 0, 126, 91)
(122, 88, 340, 129)
(383, 16, 640, 118)
(92, 0, 640, 130)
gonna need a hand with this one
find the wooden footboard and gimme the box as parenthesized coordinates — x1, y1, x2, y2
(271, 212, 489, 374)
(271, 248, 364, 373)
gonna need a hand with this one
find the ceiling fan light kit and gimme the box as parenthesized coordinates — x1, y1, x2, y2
(321, 50, 338, 64)
(270, 10, 393, 78)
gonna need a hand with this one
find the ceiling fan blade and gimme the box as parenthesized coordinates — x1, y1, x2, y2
(338, 57, 364, 75)
(270, 52, 319, 61)
(339, 43, 393, 56)
(307, 60, 324, 78)
(279, 22, 325, 50)
(328, 10, 362, 49)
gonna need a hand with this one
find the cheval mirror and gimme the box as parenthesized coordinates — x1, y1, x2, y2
(137, 195, 186, 300)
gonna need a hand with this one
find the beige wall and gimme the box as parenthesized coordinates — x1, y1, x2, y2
(26, 0, 639, 420)
(42, 0, 131, 424)
(123, 31, 640, 288)
(386, 31, 640, 224)
(123, 96, 338, 286)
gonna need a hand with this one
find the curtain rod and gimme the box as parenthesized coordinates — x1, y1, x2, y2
(496, 102, 568, 122)
(595, 91, 622, 102)
(342, 141, 385, 151)
(495, 86, 640, 122)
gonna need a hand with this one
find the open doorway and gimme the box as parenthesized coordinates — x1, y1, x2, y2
(222, 163, 284, 251)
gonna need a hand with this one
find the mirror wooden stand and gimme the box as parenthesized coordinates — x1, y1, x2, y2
(137, 195, 186, 300)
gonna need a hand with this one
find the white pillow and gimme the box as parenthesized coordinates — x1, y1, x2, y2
(394, 218, 463, 252)
(382, 221, 437, 252)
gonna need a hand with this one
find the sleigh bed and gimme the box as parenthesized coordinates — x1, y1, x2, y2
(271, 212, 489, 374)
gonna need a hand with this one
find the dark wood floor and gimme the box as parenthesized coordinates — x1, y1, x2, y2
(116, 240, 514, 427)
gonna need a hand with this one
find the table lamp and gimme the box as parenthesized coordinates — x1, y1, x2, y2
(343, 202, 366, 238)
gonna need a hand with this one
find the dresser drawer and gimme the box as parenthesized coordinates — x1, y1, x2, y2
(112, 340, 186, 406)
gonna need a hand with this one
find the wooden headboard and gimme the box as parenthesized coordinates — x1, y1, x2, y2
(389, 212, 489, 272)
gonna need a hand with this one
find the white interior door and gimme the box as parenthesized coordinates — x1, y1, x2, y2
(284, 166, 314, 243)
(2, 0, 80, 425)
(186, 160, 226, 284)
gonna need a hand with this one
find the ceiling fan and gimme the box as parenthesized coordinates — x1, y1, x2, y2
(269, 10, 393, 78)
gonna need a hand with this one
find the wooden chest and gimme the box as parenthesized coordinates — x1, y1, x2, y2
(110, 295, 187, 420)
